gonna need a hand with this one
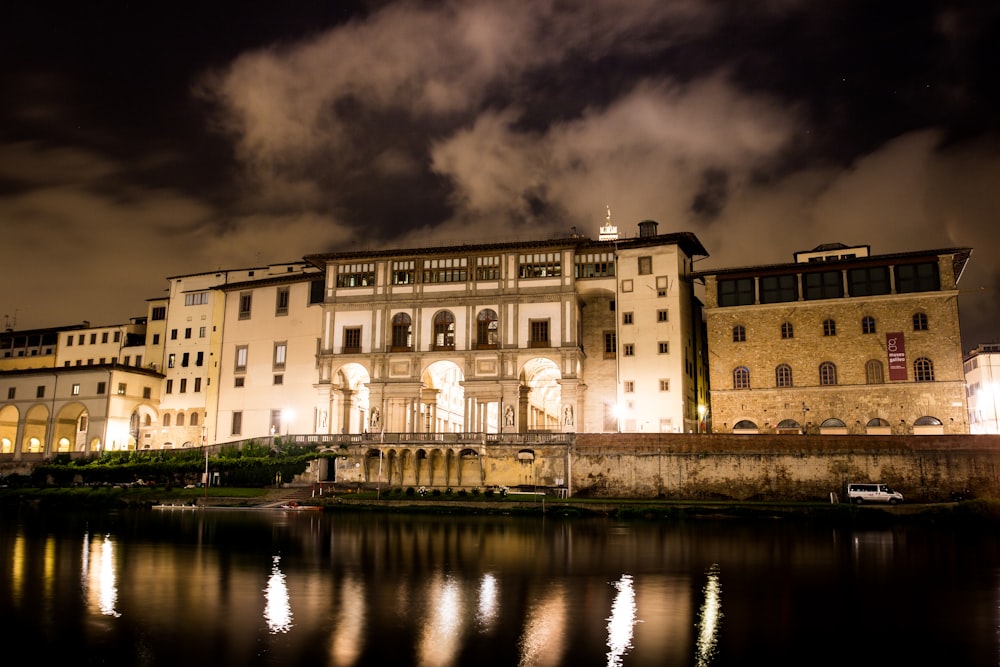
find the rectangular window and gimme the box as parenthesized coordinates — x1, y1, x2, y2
(97, 382, 106, 394)
(101, 332, 109, 343)
(151, 306, 166, 320)
(117, 383, 126, 395)
(604, 331, 617, 358)
(273, 342, 287, 370)
(848, 266, 891, 296)
(235, 345, 248, 373)
(638, 256, 652, 275)
(622, 312, 633, 325)
(274, 374, 284, 385)
(152, 333, 160, 345)
(574, 252, 615, 278)
(518, 252, 562, 278)
(181, 352, 189, 367)
(657, 309, 668, 322)
(803, 270, 843, 300)
(475, 255, 501, 280)
(391, 260, 415, 284)
(656, 275, 668, 298)
(623, 343, 635, 356)
(718, 278, 755, 306)
(7, 388, 14, 399)
(422, 257, 468, 283)
(166, 379, 173, 394)
(35, 385, 45, 398)
(895, 262, 939, 293)
(238, 292, 253, 320)
(275, 287, 290, 315)
(759, 274, 799, 304)
(185, 291, 209, 306)
(343, 327, 362, 353)
(114, 331, 121, 343)
(194, 378, 202, 392)
(90, 334, 97, 344)
(72, 383, 80, 396)
(231, 411, 243, 436)
(66, 335, 73, 346)
(168, 353, 175, 368)
(658, 342, 669, 354)
(143, 387, 151, 399)
(196, 351, 204, 366)
(184, 328, 192, 339)
(124, 355, 131, 366)
(529, 320, 550, 347)
(135, 354, 142, 367)
(624, 380, 635, 393)
(199, 326, 206, 338)
(659, 379, 670, 391)
(336, 262, 376, 287)
(179, 379, 187, 393)
(234, 377, 245, 388)
(170, 329, 178, 340)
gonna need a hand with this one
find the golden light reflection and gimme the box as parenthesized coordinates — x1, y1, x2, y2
(84, 533, 121, 618)
(264, 555, 292, 634)
(10, 534, 25, 605)
(329, 576, 366, 666)
(606, 574, 637, 667)
(476, 573, 499, 629)
(417, 573, 464, 667)
(695, 564, 722, 667)
(519, 584, 567, 667)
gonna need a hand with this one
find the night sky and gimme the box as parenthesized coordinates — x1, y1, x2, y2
(2, 1, 998, 351)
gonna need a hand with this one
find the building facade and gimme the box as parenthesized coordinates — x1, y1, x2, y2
(694, 243, 972, 435)
(964, 343, 1000, 434)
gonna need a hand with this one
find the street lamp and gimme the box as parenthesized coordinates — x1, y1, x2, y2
(281, 408, 294, 439)
(697, 404, 707, 433)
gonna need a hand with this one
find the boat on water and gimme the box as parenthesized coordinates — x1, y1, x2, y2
(280, 500, 322, 511)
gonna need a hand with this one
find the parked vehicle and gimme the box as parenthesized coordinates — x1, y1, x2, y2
(847, 483, 903, 505)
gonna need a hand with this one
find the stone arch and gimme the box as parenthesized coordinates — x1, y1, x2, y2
(53, 401, 89, 453)
(458, 448, 482, 487)
(333, 363, 371, 434)
(421, 361, 465, 433)
(913, 415, 944, 435)
(866, 417, 891, 435)
(0, 405, 19, 453)
(23, 404, 49, 454)
(519, 357, 563, 431)
(733, 419, 758, 434)
(819, 417, 847, 435)
(776, 419, 801, 434)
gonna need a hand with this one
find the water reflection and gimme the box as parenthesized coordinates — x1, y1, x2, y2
(264, 554, 292, 633)
(695, 564, 721, 667)
(477, 573, 499, 629)
(519, 583, 567, 667)
(606, 573, 637, 667)
(330, 576, 366, 666)
(81, 531, 121, 618)
(418, 573, 464, 667)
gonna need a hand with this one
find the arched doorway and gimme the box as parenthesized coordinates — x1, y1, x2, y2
(520, 358, 562, 431)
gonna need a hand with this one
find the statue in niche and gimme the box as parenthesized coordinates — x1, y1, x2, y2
(370, 408, 380, 431)
(564, 406, 574, 425)
(504, 405, 515, 426)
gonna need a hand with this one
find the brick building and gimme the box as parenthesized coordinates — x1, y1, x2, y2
(694, 243, 972, 435)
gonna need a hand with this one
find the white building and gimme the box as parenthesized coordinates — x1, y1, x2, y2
(965, 344, 1000, 434)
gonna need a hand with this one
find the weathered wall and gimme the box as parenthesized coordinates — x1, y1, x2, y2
(571, 433, 1000, 501)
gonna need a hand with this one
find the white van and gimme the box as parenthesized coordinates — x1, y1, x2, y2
(847, 483, 903, 505)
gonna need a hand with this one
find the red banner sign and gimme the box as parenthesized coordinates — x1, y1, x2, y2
(886, 332, 907, 380)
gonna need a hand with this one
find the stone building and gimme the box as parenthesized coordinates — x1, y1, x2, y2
(693, 243, 972, 435)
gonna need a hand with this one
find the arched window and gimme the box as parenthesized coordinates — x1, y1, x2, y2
(732, 325, 746, 342)
(775, 364, 792, 388)
(913, 312, 928, 331)
(914, 416, 942, 426)
(190, 412, 199, 426)
(861, 315, 876, 334)
(162, 413, 171, 427)
(433, 310, 456, 349)
(823, 319, 837, 336)
(391, 312, 412, 350)
(819, 361, 838, 385)
(176, 413, 185, 427)
(914, 357, 935, 382)
(734, 366, 750, 389)
(820, 418, 846, 428)
(476, 309, 499, 348)
(143, 415, 152, 427)
(865, 359, 884, 384)
(866, 418, 890, 427)
(780, 322, 793, 339)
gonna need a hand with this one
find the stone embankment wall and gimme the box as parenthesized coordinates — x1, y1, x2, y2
(571, 433, 1000, 501)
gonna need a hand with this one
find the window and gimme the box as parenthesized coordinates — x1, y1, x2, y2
(194, 378, 202, 392)
(621, 279, 633, 293)
(96, 382, 106, 394)
(781, 322, 794, 339)
(179, 379, 187, 393)
(176, 413, 185, 427)
(659, 379, 670, 391)
(623, 343, 635, 356)
(391, 313, 413, 350)
(895, 262, 939, 293)
(623, 312, 633, 325)
(803, 270, 843, 300)
(135, 354, 142, 367)
(275, 287, 290, 316)
(759, 274, 798, 304)
(196, 351, 204, 366)
(67, 335, 73, 346)
(862, 316, 876, 334)
(117, 383, 126, 395)
(913, 313, 928, 331)
(475, 256, 501, 281)
(718, 278, 754, 306)
(274, 374, 284, 385)
(914, 357, 935, 382)
(638, 256, 652, 275)
(72, 383, 80, 396)
(101, 332, 109, 343)
(310, 278, 325, 304)
(163, 414, 171, 427)
(90, 334, 97, 344)
(337, 262, 375, 287)
(151, 306, 166, 320)
(343, 327, 362, 353)
(273, 342, 286, 370)
(113, 331, 120, 343)
(143, 387, 151, 399)
(657, 310, 668, 323)
(624, 380, 635, 393)
(658, 341, 669, 354)
(733, 325, 746, 342)
(604, 331, 617, 358)
(848, 266, 891, 296)
(476, 309, 498, 348)
(392, 260, 415, 285)
(190, 412, 199, 426)
(656, 275, 668, 297)
(182, 352, 190, 367)
(231, 411, 243, 436)
(184, 327, 192, 339)
(823, 319, 837, 336)
(166, 379, 173, 394)
(235, 345, 248, 372)
(152, 333, 160, 345)
(865, 359, 885, 384)
(6, 387, 13, 399)
(574, 252, 615, 278)
(519, 252, 562, 278)
(34, 385, 46, 399)
(733, 366, 750, 389)
(234, 377, 245, 388)
(433, 311, 456, 349)
(423, 257, 467, 283)
(775, 364, 792, 388)
(529, 320, 550, 347)
(819, 361, 838, 385)
(238, 292, 252, 319)
(185, 291, 209, 306)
